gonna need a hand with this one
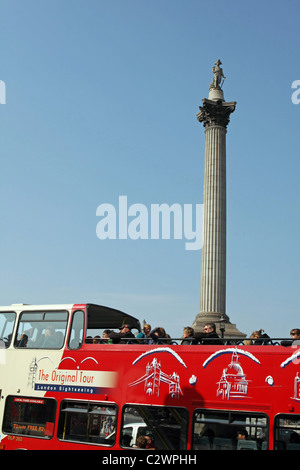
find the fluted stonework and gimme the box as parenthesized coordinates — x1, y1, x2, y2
(192, 96, 245, 338)
(200, 124, 227, 318)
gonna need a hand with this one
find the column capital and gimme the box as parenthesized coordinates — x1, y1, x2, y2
(197, 98, 236, 129)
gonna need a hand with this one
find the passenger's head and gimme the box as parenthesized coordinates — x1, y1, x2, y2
(183, 326, 194, 337)
(237, 429, 248, 440)
(250, 329, 263, 339)
(156, 327, 166, 337)
(45, 325, 55, 337)
(102, 329, 111, 338)
(119, 323, 132, 333)
(136, 436, 148, 448)
(203, 323, 216, 333)
(290, 329, 300, 338)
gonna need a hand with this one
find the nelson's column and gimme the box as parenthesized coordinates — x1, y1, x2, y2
(192, 60, 245, 338)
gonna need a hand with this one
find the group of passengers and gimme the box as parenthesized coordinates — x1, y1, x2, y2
(86, 324, 171, 345)
(16, 322, 300, 348)
(243, 328, 300, 346)
(87, 323, 300, 346)
(86, 322, 224, 345)
(86, 324, 137, 345)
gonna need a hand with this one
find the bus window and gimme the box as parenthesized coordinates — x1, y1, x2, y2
(3, 396, 56, 439)
(68, 310, 84, 350)
(192, 409, 268, 450)
(274, 414, 300, 450)
(15, 311, 68, 349)
(57, 400, 117, 446)
(0, 312, 15, 348)
(120, 405, 188, 449)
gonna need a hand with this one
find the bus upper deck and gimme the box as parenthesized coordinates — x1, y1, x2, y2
(0, 303, 141, 350)
(1, 303, 300, 450)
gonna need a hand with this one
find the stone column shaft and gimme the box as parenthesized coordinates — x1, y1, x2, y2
(200, 125, 226, 317)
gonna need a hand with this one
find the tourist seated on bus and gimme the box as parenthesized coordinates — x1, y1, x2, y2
(250, 329, 272, 345)
(194, 323, 223, 345)
(149, 327, 170, 344)
(108, 324, 136, 344)
(17, 333, 28, 347)
(144, 435, 156, 449)
(92, 335, 101, 344)
(281, 329, 300, 346)
(100, 329, 113, 343)
(133, 435, 156, 449)
(181, 327, 197, 345)
(237, 428, 248, 440)
(35, 325, 62, 348)
(136, 324, 152, 343)
(135, 436, 148, 449)
(250, 330, 262, 343)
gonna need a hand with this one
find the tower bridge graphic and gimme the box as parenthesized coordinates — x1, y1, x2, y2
(129, 357, 183, 399)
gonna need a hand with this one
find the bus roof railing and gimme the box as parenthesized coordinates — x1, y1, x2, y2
(105, 337, 300, 346)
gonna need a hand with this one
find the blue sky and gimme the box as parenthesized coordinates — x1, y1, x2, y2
(1, 0, 299, 339)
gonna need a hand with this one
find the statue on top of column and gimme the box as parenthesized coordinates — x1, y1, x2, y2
(210, 59, 226, 90)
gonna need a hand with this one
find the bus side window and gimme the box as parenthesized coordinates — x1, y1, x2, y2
(68, 310, 84, 350)
(192, 409, 269, 450)
(57, 400, 117, 446)
(274, 414, 300, 450)
(121, 405, 189, 449)
(0, 312, 16, 348)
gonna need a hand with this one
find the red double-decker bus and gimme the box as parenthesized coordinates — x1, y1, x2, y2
(0, 303, 300, 450)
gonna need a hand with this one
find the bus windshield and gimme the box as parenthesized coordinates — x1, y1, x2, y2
(15, 311, 68, 349)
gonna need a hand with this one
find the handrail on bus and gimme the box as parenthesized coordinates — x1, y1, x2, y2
(108, 337, 300, 346)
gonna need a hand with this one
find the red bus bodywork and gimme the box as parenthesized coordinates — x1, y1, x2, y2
(1, 303, 300, 450)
